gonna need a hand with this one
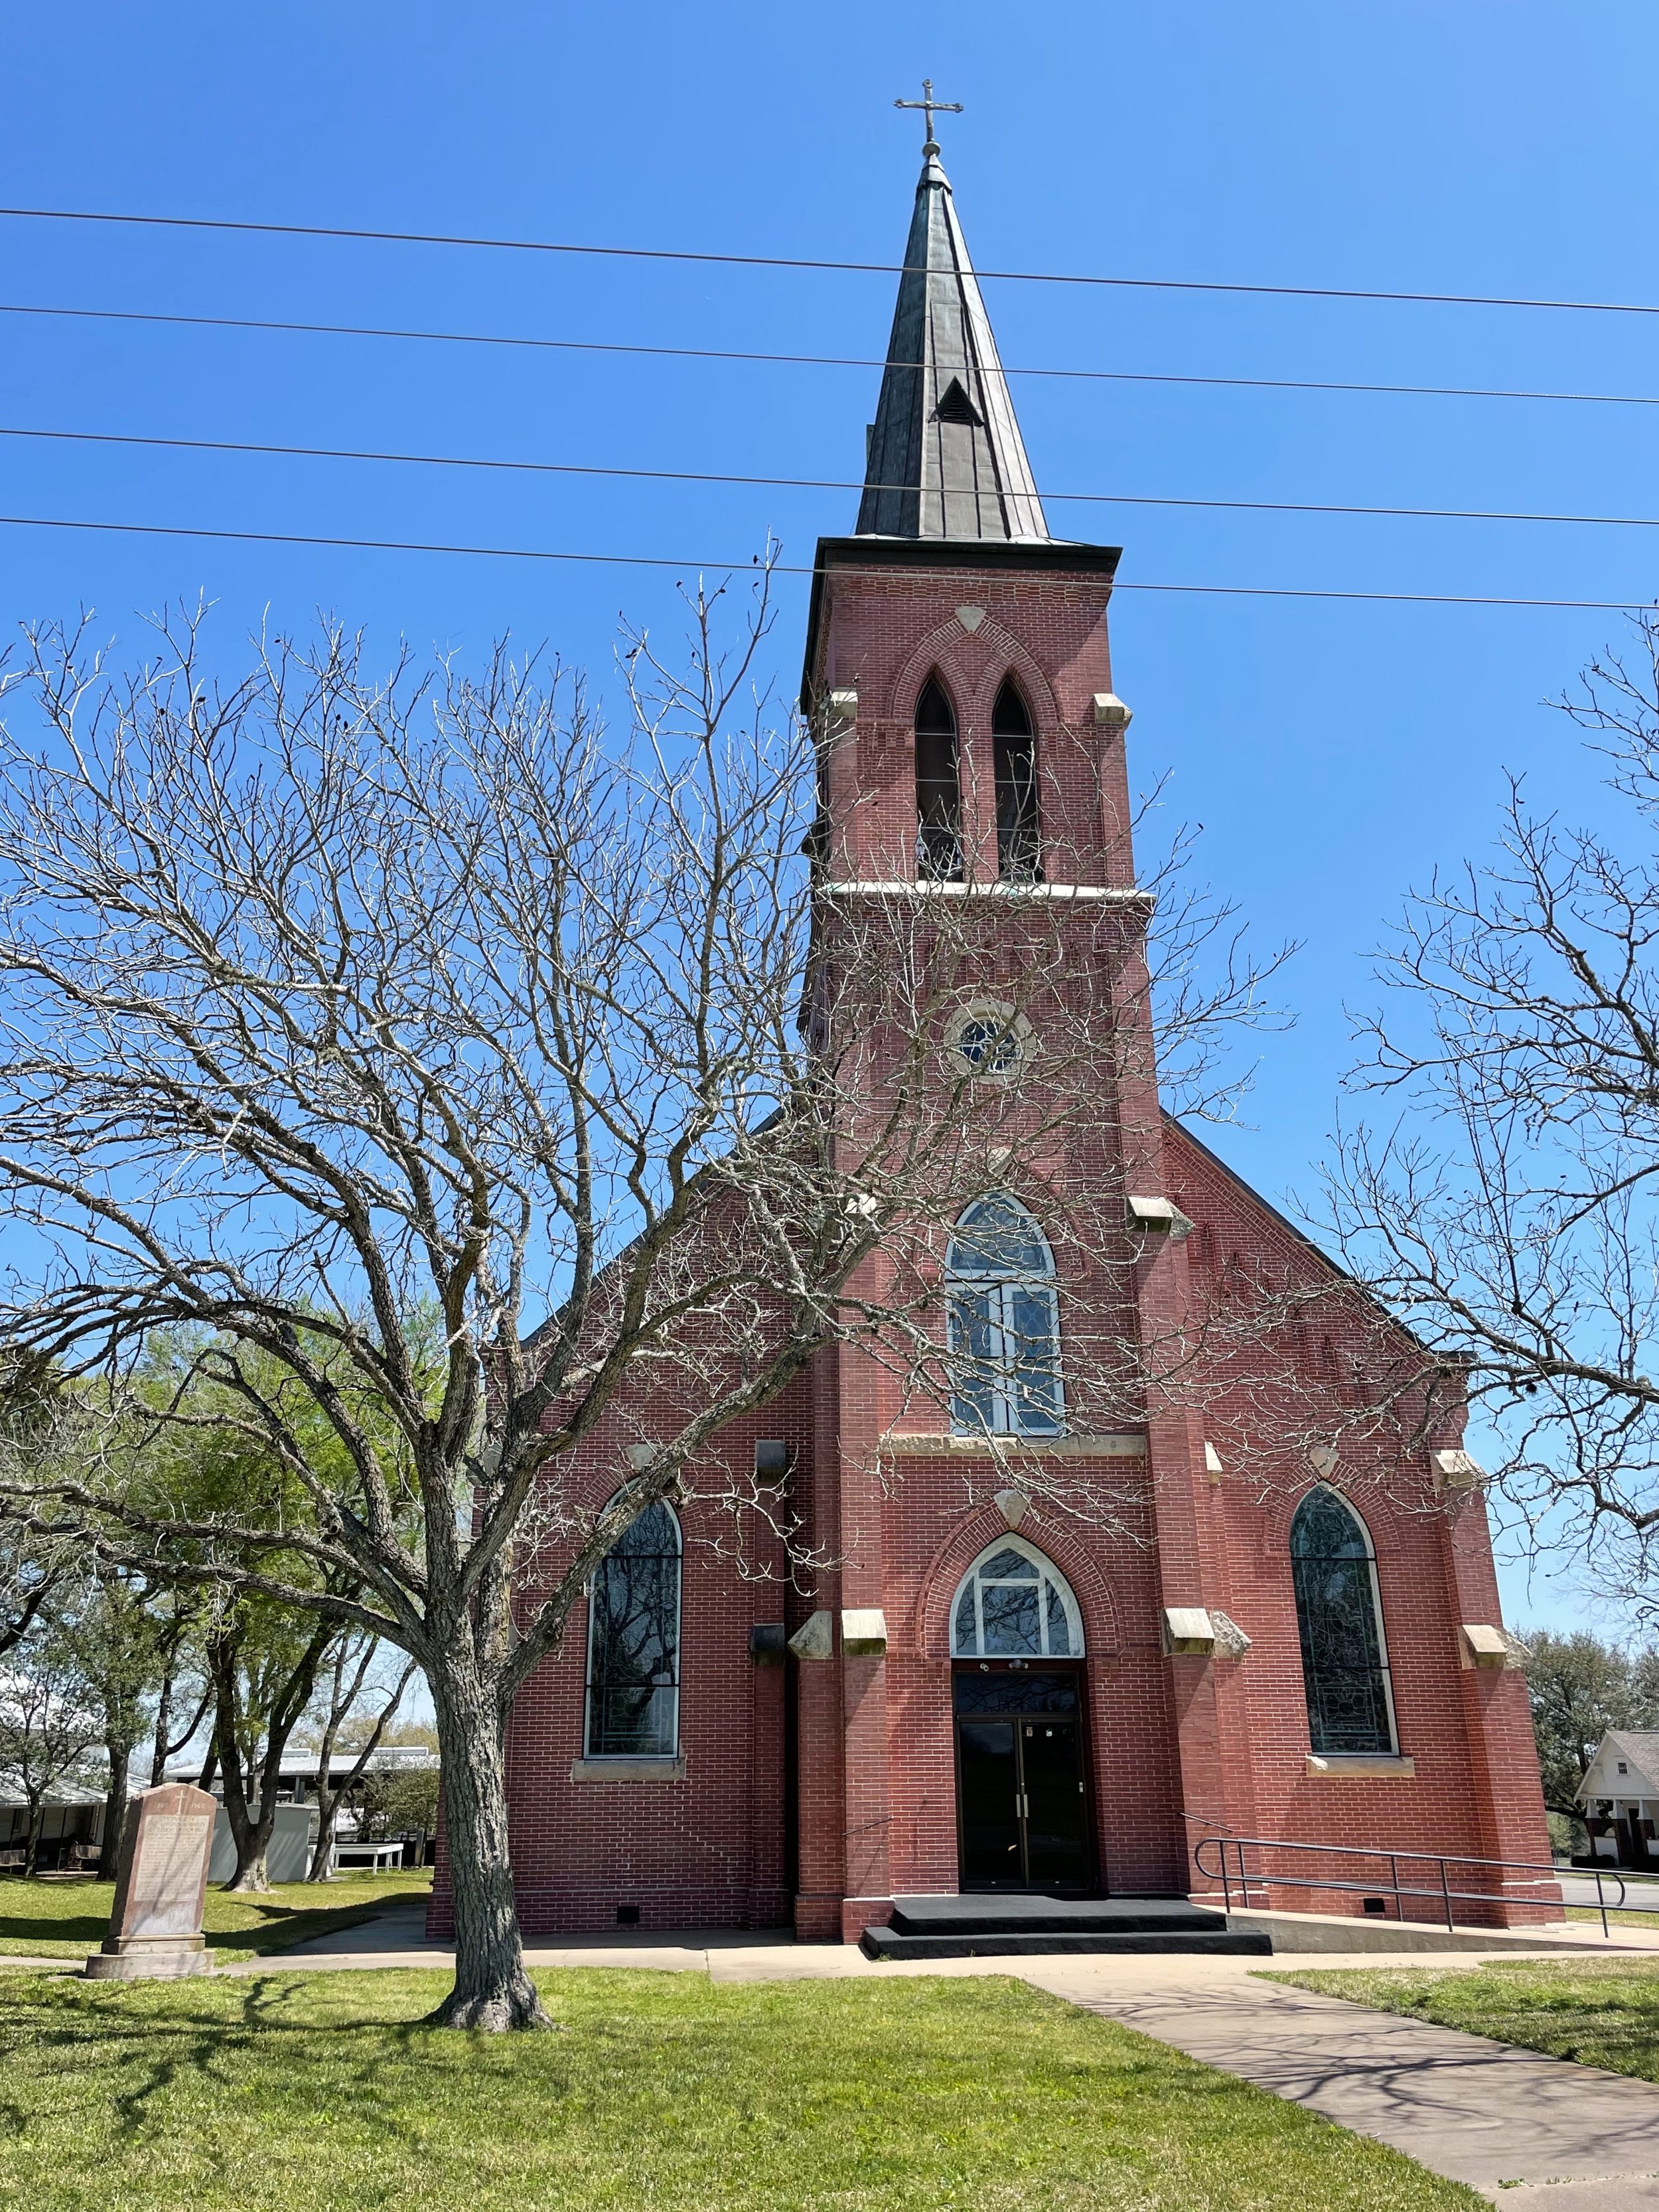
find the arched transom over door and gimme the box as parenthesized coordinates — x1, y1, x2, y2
(950, 1538, 1093, 1893)
(951, 1537, 1084, 1659)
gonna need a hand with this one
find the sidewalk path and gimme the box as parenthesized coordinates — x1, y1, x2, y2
(222, 1911, 1659, 2206)
(1033, 1963, 1659, 2211)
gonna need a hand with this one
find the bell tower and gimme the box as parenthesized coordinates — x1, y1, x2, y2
(790, 117, 1238, 1941)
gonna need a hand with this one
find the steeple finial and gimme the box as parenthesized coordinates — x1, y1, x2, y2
(894, 77, 962, 159)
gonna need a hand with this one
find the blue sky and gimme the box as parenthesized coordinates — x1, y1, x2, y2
(7, 1, 1659, 1633)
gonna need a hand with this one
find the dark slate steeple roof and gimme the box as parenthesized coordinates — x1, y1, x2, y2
(855, 151, 1049, 543)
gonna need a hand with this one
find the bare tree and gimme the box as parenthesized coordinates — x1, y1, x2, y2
(305, 1635, 418, 1881)
(204, 1593, 336, 1892)
(148, 1591, 211, 1788)
(1325, 613, 1659, 1594)
(0, 581, 1276, 2025)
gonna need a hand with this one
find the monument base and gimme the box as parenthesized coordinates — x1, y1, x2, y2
(84, 1935, 216, 1982)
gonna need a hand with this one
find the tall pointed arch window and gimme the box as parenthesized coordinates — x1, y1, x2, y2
(948, 1194, 1064, 1436)
(993, 678, 1042, 881)
(585, 1499, 682, 1758)
(1290, 1488, 1397, 1756)
(950, 1536, 1085, 1658)
(914, 675, 963, 881)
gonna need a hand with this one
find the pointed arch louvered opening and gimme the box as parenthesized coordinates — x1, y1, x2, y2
(992, 677, 1041, 882)
(914, 674, 963, 881)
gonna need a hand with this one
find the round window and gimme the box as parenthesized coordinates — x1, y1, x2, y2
(945, 1000, 1030, 1080)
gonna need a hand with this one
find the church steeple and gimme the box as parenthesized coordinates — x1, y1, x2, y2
(856, 143, 1050, 544)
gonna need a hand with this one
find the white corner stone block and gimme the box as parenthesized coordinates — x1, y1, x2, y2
(1203, 1441, 1224, 1476)
(841, 1607, 889, 1658)
(1162, 1605, 1216, 1656)
(1092, 692, 1133, 729)
(955, 605, 986, 632)
(1127, 1195, 1194, 1240)
(1460, 1622, 1522, 1670)
(1433, 1449, 1487, 1487)
(788, 1609, 834, 1661)
(1210, 1609, 1252, 1659)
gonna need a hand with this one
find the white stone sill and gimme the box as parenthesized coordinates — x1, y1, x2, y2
(880, 1432, 1147, 1459)
(1305, 1754, 1416, 1779)
(569, 1756, 687, 1783)
(824, 881, 1149, 905)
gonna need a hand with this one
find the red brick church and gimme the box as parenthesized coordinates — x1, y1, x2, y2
(437, 133, 1551, 1947)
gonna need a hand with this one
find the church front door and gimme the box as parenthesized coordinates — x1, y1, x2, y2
(953, 1665, 1092, 1890)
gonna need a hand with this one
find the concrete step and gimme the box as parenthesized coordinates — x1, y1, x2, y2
(861, 1925, 1274, 1961)
(889, 1894, 1229, 1939)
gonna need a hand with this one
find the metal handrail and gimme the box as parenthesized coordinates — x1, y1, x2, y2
(1192, 1831, 1626, 1937)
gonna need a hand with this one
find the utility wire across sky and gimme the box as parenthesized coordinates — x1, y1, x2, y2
(8, 202, 1659, 318)
(8, 300, 1659, 415)
(11, 420, 1659, 536)
(0, 511, 1652, 613)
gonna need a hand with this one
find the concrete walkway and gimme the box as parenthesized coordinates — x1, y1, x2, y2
(242, 1909, 1659, 2207)
(1033, 1960, 1659, 2211)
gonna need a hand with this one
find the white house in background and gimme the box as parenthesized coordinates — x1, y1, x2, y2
(1575, 1731, 1659, 1864)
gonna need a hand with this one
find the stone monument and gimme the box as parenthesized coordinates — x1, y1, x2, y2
(85, 1782, 217, 1980)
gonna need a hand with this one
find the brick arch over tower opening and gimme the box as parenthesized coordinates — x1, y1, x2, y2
(886, 614, 1064, 739)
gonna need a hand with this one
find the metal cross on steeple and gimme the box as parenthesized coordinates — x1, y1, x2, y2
(894, 78, 962, 156)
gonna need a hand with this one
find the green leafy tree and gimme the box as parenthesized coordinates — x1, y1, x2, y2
(1522, 1628, 1659, 1818)
(356, 1762, 440, 1851)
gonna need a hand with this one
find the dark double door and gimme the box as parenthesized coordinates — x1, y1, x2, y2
(954, 1666, 1092, 1891)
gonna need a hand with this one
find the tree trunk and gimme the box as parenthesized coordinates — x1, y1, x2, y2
(99, 1731, 133, 1878)
(150, 1664, 175, 1789)
(308, 1784, 342, 1882)
(426, 1662, 548, 2030)
(22, 1792, 43, 1878)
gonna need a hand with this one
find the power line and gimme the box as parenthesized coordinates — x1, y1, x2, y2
(5, 202, 1659, 319)
(9, 299, 1659, 414)
(0, 510, 1650, 613)
(10, 420, 1659, 536)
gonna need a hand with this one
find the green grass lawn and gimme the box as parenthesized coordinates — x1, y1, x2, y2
(1266, 1959, 1659, 2086)
(0, 1866, 431, 1962)
(0, 1966, 1480, 2212)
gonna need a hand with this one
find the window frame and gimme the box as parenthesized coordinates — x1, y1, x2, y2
(946, 1193, 1065, 1438)
(583, 1496, 684, 1761)
(949, 1535, 1086, 1659)
(1289, 1486, 1399, 1759)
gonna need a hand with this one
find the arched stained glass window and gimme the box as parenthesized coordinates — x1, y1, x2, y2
(1290, 1488, 1396, 1756)
(585, 1499, 682, 1758)
(914, 675, 964, 882)
(992, 678, 1042, 882)
(950, 1537, 1084, 1658)
(948, 1194, 1063, 1436)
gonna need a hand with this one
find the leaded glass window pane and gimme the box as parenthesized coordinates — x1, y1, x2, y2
(954, 1582, 978, 1653)
(585, 1500, 682, 1757)
(1045, 1582, 1072, 1657)
(981, 1580, 1041, 1655)
(1289, 1489, 1395, 1756)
